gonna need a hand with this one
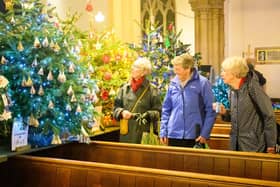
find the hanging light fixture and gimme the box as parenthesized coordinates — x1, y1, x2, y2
(95, 11, 105, 22)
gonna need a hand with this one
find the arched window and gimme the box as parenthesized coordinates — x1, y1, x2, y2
(141, 0, 175, 36)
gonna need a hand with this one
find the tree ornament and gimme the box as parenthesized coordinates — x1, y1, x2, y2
(63, 39, 68, 47)
(67, 85, 74, 96)
(95, 42, 102, 50)
(29, 113, 39, 127)
(91, 90, 99, 103)
(53, 43, 60, 52)
(88, 64, 94, 73)
(32, 57, 38, 67)
(71, 94, 77, 102)
(80, 73, 85, 79)
(48, 100, 54, 109)
(25, 76, 33, 87)
(21, 77, 27, 87)
(30, 86, 36, 95)
(57, 71, 66, 83)
(76, 104, 82, 113)
(85, 1, 93, 12)
(0, 109, 12, 121)
(49, 40, 55, 49)
(66, 104, 72, 111)
(68, 63, 75, 73)
(47, 70, 54, 81)
(10, 17, 15, 25)
(1, 56, 7, 64)
(38, 67, 44, 75)
(38, 85, 44, 96)
(33, 37, 41, 48)
(51, 134, 62, 144)
(102, 54, 110, 64)
(17, 41, 24, 51)
(103, 71, 112, 81)
(109, 88, 116, 96)
(42, 37, 49, 47)
(80, 95, 86, 102)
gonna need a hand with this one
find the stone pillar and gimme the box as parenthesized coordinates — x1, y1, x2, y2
(189, 0, 225, 74)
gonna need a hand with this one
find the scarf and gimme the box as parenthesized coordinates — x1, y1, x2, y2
(131, 77, 144, 92)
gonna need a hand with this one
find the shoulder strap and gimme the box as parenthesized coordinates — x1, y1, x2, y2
(130, 85, 149, 112)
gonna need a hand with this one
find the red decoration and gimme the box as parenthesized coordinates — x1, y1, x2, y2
(168, 23, 173, 31)
(103, 72, 112, 81)
(100, 90, 109, 100)
(102, 55, 110, 64)
(85, 2, 93, 12)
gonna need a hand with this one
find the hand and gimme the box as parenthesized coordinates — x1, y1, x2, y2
(212, 102, 227, 115)
(121, 110, 132, 120)
(195, 136, 207, 144)
(267, 146, 276, 154)
(160, 137, 168, 145)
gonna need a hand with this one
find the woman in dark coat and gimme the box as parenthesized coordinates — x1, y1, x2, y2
(214, 56, 276, 153)
(113, 57, 162, 144)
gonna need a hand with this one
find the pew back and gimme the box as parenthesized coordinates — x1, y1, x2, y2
(0, 155, 279, 187)
(31, 141, 280, 182)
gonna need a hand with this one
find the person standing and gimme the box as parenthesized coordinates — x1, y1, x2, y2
(214, 56, 276, 153)
(159, 54, 216, 147)
(113, 57, 161, 144)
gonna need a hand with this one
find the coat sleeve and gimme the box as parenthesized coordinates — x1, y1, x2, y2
(200, 79, 216, 139)
(160, 87, 172, 138)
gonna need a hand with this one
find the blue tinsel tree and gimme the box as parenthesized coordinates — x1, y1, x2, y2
(212, 77, 230, 109)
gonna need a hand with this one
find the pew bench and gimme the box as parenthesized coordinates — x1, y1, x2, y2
(0, 154, 279, 187)
(29, 141, 280, 182)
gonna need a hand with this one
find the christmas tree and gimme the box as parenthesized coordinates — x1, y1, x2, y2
(131, 21, 191, 99)
(0, 0, 96, 146)
(80, 1, 137, 128)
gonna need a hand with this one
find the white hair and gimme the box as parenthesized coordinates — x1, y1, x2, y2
(132, 57, 152, 75)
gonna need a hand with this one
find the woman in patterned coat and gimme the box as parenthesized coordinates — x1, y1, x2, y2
(215, 56, 277, 153)
(113, 57, 161, 144)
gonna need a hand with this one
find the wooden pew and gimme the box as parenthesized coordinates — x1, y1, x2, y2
(209, 123, 230, 150)
(0, 154, 279, 187)
(30, 141, 280, 182)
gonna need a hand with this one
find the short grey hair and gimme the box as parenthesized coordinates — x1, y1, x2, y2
(171, 54, 194, 69)
(132, 57, 152, 75)
(222, 56, 249, 78)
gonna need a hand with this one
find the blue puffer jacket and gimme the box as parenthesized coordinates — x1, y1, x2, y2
(160, 69, 216, 139)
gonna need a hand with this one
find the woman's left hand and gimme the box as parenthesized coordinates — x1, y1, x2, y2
(195, 136, 207, 144)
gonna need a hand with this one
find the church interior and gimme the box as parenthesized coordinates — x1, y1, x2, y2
(0, 0, 280, 186)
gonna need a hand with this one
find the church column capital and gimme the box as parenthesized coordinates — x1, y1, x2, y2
(189, 0, 225, 11)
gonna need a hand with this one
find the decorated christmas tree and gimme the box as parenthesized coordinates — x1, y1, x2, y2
(212, 77, 230, 109)
(0, 0, 96, 147)
(131, 21, 191, 99)
(80, 1, 137, 128)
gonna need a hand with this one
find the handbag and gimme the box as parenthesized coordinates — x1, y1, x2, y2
(119, 86, 149, 135)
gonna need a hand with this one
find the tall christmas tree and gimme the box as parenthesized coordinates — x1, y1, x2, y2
(0, 0, 96, 146)
(79, 1, 137, 128)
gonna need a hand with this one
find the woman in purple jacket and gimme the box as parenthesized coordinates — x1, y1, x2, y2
(160, 54, 216, 147)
